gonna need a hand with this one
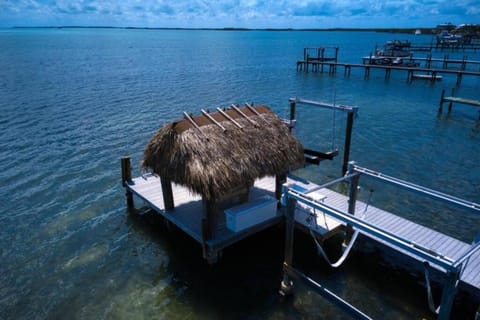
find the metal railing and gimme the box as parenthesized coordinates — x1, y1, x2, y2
(280, 161, 480, 320)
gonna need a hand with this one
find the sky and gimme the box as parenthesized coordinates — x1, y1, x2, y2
(1, 0, 479, 29)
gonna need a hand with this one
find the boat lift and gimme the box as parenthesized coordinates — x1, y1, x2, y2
(280, 161, 480, 320)
(288, 98, 358, 174)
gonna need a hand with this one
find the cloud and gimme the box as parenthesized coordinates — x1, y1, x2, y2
(0, 0, 479, 28)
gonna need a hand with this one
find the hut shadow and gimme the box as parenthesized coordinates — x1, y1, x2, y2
(125, 206, 293, 318)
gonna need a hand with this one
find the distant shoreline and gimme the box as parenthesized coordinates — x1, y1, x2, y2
(10, 26, 436, 34)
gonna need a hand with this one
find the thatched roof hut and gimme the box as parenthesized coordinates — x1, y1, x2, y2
(143, 104, 304, 202)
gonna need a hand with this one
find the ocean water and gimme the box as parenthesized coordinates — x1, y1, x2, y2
(1, 28, 479, 319)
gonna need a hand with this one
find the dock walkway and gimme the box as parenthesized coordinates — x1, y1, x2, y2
(439, 88, 480, 119)
(126, 174, 342, 255)
(126, 174, 480, 293)
(297, 60, 480, 85)
(284, 176, 480, 294)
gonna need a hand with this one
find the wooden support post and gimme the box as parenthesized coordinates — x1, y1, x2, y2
(439, 89, 445, 113)
(201, 199, 219, 263)
(443, 54, 448, 69)
(160, 177, 175, 210)
(461, 55, 467, 70)
(275, 172, 287, 202)
(431, 71, 437, 83)
(407, 70, 413, 82)
(364, 66, 370, 79)
(279, 195, 296, 296)
(329, 63, 335, 74)
(342, 111, 355, 175)
(385, 67, 391, 79)
(121, 156, 134, 208)
(437, 268, 461, 320)
(456, 72, 463, 86)
(448, 87, 455, 112)
(289, 100, 296, 133)
(334, 47, 339, 63)
(426, 53, 432, 69)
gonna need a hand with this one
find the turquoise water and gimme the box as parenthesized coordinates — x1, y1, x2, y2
(1, 28, 479, 319)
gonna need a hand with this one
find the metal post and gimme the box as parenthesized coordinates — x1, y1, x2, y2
(121, 156, 134, 208)
(342, 111, 355, 175)
(437, 268, 461, 320)
(346, 162, 359, 241)
(280, 194, 297, 296)
(347, 164, 359, 215)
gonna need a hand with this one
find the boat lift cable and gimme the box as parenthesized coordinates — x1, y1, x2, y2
(308, 189, 374, 268)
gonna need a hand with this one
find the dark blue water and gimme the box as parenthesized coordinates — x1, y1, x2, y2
(1, 28, 479, 319)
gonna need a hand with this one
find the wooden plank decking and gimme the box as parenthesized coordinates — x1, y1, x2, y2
(126, 174, 342, 251)
(294, 178, 480, 293)
(443, 96, 480, 107)
(126, 174, 480, 293)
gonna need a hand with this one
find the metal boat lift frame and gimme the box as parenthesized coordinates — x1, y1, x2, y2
(280, 161, 480, 320)
(288, 98, 358, 174)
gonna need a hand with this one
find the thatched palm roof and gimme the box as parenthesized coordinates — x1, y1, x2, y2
(143, 105, 304, 201)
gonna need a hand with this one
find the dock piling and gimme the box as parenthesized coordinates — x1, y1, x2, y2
(342, 111, 355, 175)
(160, 177, 175, 210)
(121, 156, 134, 208)
(279, 193, 296, 297)
(439, 89, 446, 114)
(448, 88, 455, 113)
(437, 268, 461, 320)
(345, 162, 359, 241)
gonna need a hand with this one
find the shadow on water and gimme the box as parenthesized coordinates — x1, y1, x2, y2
(110, 207, 478, 320)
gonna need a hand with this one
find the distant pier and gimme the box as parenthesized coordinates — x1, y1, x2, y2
(297, 46, 480, 85)
(439, 88, 480, 120)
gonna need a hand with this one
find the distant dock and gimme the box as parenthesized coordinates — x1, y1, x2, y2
(296, 47, 480, 85)
(439, 88, 480, 120)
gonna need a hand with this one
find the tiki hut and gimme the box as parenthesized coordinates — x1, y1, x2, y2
(143, 104, 304, 226)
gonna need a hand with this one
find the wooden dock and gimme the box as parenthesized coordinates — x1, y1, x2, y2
(439, 88, 480, 119)
(297, 60, 480, 85)
(125, 174, 343, 260)
(362, 54, 480, 71)
(125, 173, 480, 293)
